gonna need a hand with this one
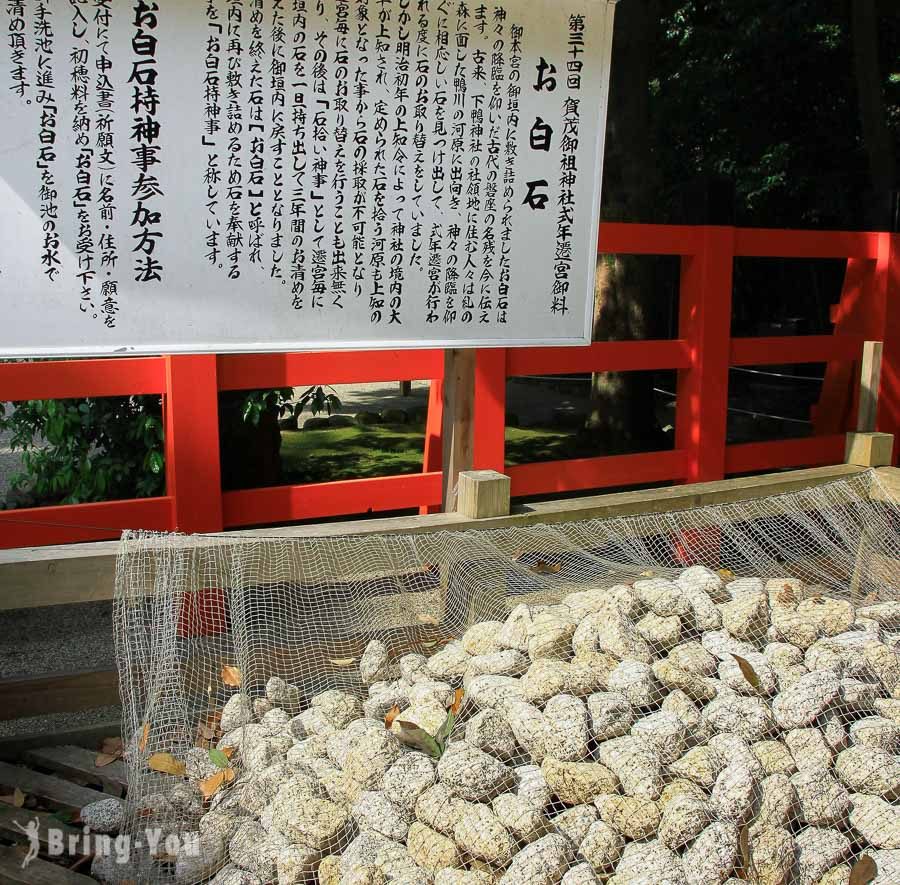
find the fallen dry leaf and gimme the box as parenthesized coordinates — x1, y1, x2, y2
(328, 657, 357, 667)
(416, 613, 440, 625)
(732, 654, 762, 691)
(850, 854, 878, 885)
(640, 570, 655, 578)
(717, 568, 736, 581)
(148, 752, 186, 777)
(100, 736, 123, 757)
(12, 788, 25, 808)
(384, 704, 401, 730)
(450, 688, 465, 715)
(529, 560, 562, 575)
(198, 767, 235, 800)
(138, 721, 150, 753)
(221, 665, 242, 687)
(94, 753, 120, 768)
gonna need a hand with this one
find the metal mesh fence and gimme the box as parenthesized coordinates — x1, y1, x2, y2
(110, 469, 900, 884)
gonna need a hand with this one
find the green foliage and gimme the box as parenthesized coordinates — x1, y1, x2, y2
(235, 386, 342, 427)
(295, 385, 342, 418)
(0, 396, 164, 505)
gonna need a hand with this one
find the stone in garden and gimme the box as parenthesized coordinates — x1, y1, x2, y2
(669, 746, 723, 790)
(427, 642, 472, 682)
(710, 765, 755, 823)
(796, 596, 855, 637)
(790, 768, 850, 827)
(772, 669, 841, 730)
(528, 608, 578, 661)
(776, 663, 810, 691)
(466, 674, 524, 710)
(595, 794, 661, 840)
(793, 827, 850, 885)
(573, 609, 651, 663)
(862, 640, 900, 695)
(763, 641, 804, 669)
(821, 713, 848, 753)
(662, 689, 704, 732)
(562, 862, 601, 885)
(221, 693, 253, 732)
(269, 793, 348, 850)
(631, 710, 688, 763)
(207, 867, 262, 885)
(839, 676, 877, 711)
(681, 821, 739, 885)
(467, 649, 529, 680)
(173, 833, 228, 885)
(634, 578, 689, 617)
(875, 697, 900, 721)
(437, 740, 513, 802)
(680, 581, 724, 632)
(587, 691, 634, 741)
(701, 630, 756, 662)
(463, 621, 507, 656)
(702, 692, 774, 741)
(498, 604, 533, 653)
(784, 727, 832, 771)
(381, 751, 436, 811)
(612, 839, 686, 885)
(199, 808, 245, 846)
(492, 792, 547, 843)
(834, 745, 900, 797)
(184, 746, 221, 781)
(718, 652, 777, 695)
(435, 872, 493, 885)
(848, 793, 900, 849)
(342, 726, 401, 789)
(677, 566, 726, 599)
(351, 790, 411, 842)
(275, 845, 320, 885)
(452, 801, 516, 866)
(521, 659, 570, 705)
(567, 652, 617, 696)
(363, 686, 409, 721)
(311, 689, 363, 727)
(658, 794, 712, 850)
(746, 826, 794, 885)
(239, 760, 296, 816)
(669, 641, 719, 676)
(636, 612, 682, 650)
(339, 831, 424, 882)
(543, 693, 590, 761)
(392, 700, 447, 737)
(504, 699, 551, 763)
(406, 821, 461, 872)
(229, 820, 287, 881)
(552, 804, 598, 848)
(750, 740, 796, 777)
(415, 783, 461, 836)
(858, 602, 900, 626)
(608, 660, 661, 707)
(719, 590, 768, 640)
(541, 757, 618, 806)
(595, 735, 664, 800)
(849, 715, 900, 751)
(867, 849, 900, 883)
(79, 797, 124, 834)
(266, 676, 301, 707)
(318, 855, 341, 885)
(579, 821, 624, 874)
(293, 707, 337, 738)
(652, 660, 717, 702)
(326, 728, 354, 768)
(259, 707, 291, 735)
(399, 653, 428, 683)
(659, 779, 708, 809)
(516, 764, 551, 810)
(168, 781, 204, 815)
(497, 834, 573, 885)
(360, 640, 392, 685)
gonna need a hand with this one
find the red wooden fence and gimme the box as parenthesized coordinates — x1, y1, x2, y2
(1, 223, 897, 549)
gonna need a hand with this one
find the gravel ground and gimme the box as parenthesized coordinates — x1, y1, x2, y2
(0, 705, 121, 739)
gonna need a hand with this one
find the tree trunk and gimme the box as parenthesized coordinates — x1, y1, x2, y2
(850, 0, 896, 228)
(587, 0, 666, 453)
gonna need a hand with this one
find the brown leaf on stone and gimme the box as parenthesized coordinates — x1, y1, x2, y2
(384, 704, 401, 730)
(530, 560, 562, 575)
(450, 688, 465, 715)
(138, 721, 150, 753)
(198, 767, 235, 800)
(849, 855, 878, 885)
(221, 665, 242, 687)
(148, 753, 186, 777)
(12, 788, 25, 808)
(776, 585, 797, 608)
(328, 657, 357, 667)
(732, 654, 762, 691)
(717, 568, 736, 581)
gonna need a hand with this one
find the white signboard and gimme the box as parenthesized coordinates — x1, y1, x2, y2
(0, 0, 615, 356)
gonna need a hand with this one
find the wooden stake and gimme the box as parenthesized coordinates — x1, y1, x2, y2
(442, 349, 476, 512)
(457, 470, 511, 519)
(857, 340, 884, 433)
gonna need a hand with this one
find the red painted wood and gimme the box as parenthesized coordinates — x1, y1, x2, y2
(735, 229, 880, 260)
(164, 355, 223, 533)
(730, 335, 863, 366)
(507, 450, 688, 498)
(875, 233, 900, 462)
(724, 435, 847, 475)
(474, 349, 507, 471)
(217, 349, 444, 391)
(0, 497, 172, 548)
(420, 380, 444, 515)
(223, 472, 443, 527)
(599, 222, 703, 256)
(676, 227, 735, 483)
(0, 357, 165, 401)
(507, 340, 692, 376)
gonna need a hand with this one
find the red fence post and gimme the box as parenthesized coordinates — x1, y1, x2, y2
(164, 354, 224, 533)
(420, 378, 444, 515)
(675, 226, 735, 483)
(473, 348, 507, 472)
(876, 232, 900, 462)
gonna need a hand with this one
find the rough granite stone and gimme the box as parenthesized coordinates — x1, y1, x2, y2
(595, 794, 661, 841)
(437, 741, 513, 802)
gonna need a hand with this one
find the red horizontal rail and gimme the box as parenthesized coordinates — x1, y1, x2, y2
(222, 472, 442, 528)
(0, 357, 166, 401)
(730, 335, 863, 366)
(0, 497, 172, 549)
(508, 340, 692, 376)
(507, 450, 688, 498)
(599, 222, 704, 256)
(724, 435, 847, 475)
(734, 229, 880, 260)
(217, 350, 445, 391)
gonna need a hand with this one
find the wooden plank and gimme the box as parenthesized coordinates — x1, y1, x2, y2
(0, 845, 96, 884)
(442, 349, 476, 512)
(0, 465, 872, 611)
(857, 340, 884, 433)
(0, 723, 121, 763)
(0, 672, 119, 722)
(0, 805, 84, 853)
(0, 762, 109, 813)
(22, 747, 126, 795)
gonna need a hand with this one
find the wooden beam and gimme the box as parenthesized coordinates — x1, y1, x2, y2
(0, 672, 119, 721)
(0, 762, 111, 812)
(22, 746, 127, 795)
(0, 723, 121, 762)
(857, 340, 884, 432)
(0, 464, 874, 610)
(0, 845, 97, 884)
(0, 805, 85, 854)
(442, 349, 476, 512)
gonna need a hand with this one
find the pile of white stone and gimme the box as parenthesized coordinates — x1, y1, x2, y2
(135, 567, 900, 884)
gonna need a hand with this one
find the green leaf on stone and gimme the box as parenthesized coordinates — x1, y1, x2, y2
(434, 710, 456, 752)
(394, 721, 442, 759)
(208, 748, 232, 769)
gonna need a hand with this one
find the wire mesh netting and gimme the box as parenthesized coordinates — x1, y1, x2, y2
(109, 469, 900, 884)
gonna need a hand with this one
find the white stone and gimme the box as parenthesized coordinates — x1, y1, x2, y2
(772, 669, 841, 730)
(220, 693, 253, 732)
(612, 839, 686, 885)
(849, 794, 900, 849)
(465, 709, 517, 761)
(633, 578, 689, 617)
(579, 821, 624, 874)
(516, 764, 551, 810)
(835, 745, 900, 797)
(746, 826, 794, 885)
(587, 691, 634, 741)
(415, 783, 461, 836)
(492, 792, 547, 843)
(669, 746, 723, 790)
(269, 793, 348, 850)
(360, 640, 392, 685)
(631, 711, 688, 763)
(595, 794, 660, 841)
(381, 751, 436, 812)
(750, 740, 796, 777)
(79, 798, 123, 834)
(497, 834, 573, 885)
(498, 604, 533, 652)
(351, 790, 411, 842)
(756, 773, 796, 829)
(784, 727, 833, 771)
(850, 715, 900, 751)
(573, 609, 651, 664)
(794, 827, 850, 885)
(463, 621, 507, 656)
(711, 765, 755, 823)
(275, 845, 320, 885)
(452, 801, 516, 866)
(552, 804, 598, 848)
(527, 608, 577, 661)
(407, 821, 461, 872)
(437, 740, 513, 802)
(466, 649, 529, 680)
(595, 735, 664, 800)
(718, 652, 777, 696)
(682, 821, 739, 885)
(427, 642, 473, 682)
(790, 768, 850, 827)
(608, 660, 661, 707)
(541, 757, 618, 806)
(702, 692, 774, 741)
(658, 794, 712, 849)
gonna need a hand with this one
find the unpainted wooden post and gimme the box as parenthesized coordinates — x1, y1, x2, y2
(456, 470, 511, 519)
(846, 339, 894, 467)
(442, 349, 476, 512)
